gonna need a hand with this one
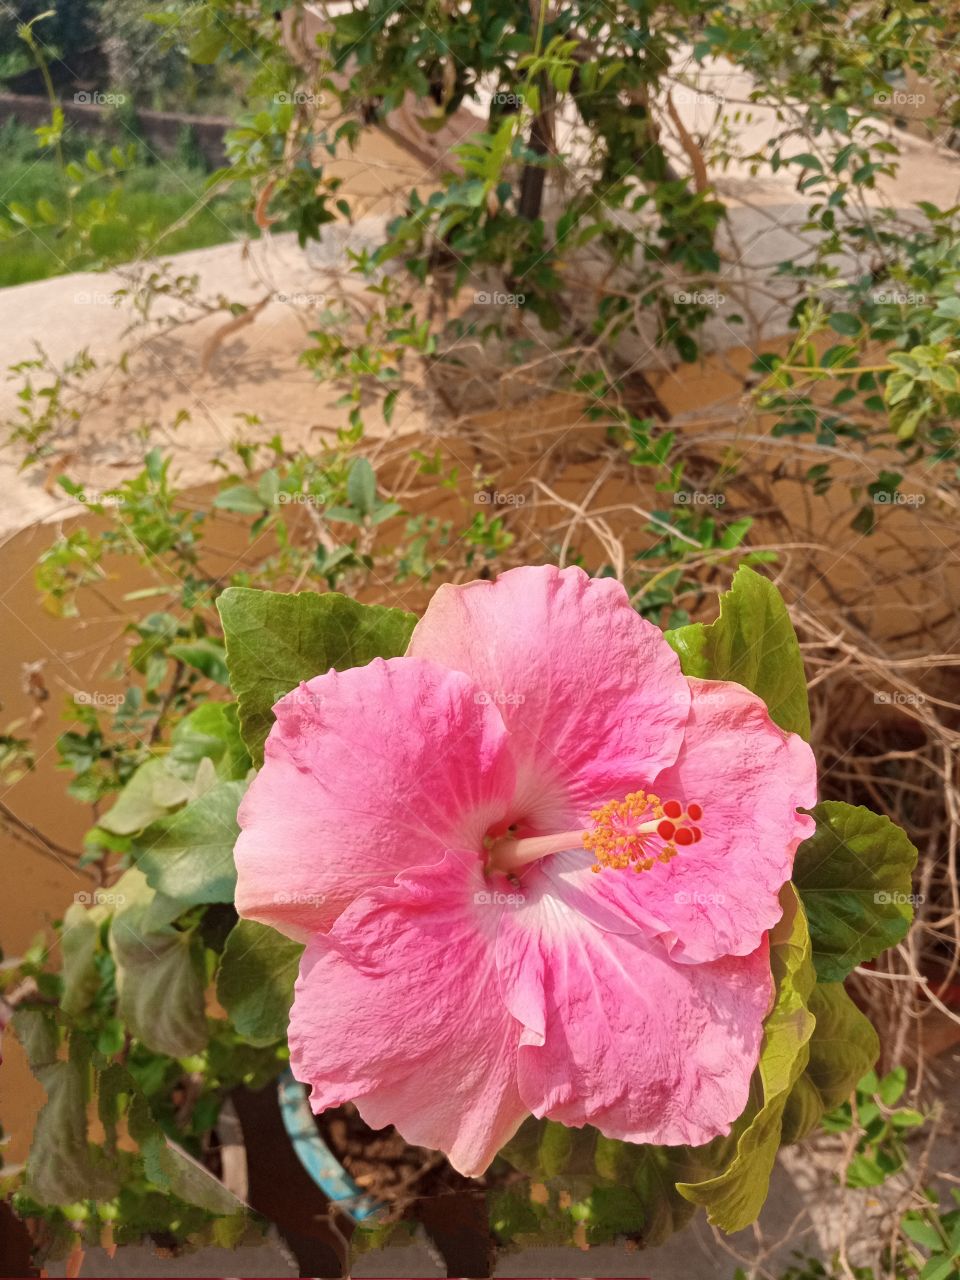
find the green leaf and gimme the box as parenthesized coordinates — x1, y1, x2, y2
(677, 884, 816, 1231)
(168, 638, 230, 687)
(188, 20, 229, 64)
(216, 587, 416, 764)
(847, 1152, 889, 1187)
(213, 484, 265, 515)
(36, 196, 59, 225)
(781, 983, 879, 1142)
(142, 1130, 246, 1215)
(23, 1039, 120, 1205)
(488, 1186, 544, 1243)
(878, 1065, 907, 1107)
(803, 985, 879, 1109)
(593, 1136, 711, 1246)
(141, 887, 190, 932)
(134, 779, 246, 905)
(665, 565, 810, 739)
(109, 872, 207, 1056)
(901, 1215, 944, 1250)
(168, 702, 250, 781)
(921, 1255, 960, 1280)
(257, 469, 280, 506)
(851, 504, 875, 536)
(828, 312, 862, 337)
(216, 919, 303, 1045)
(12, 1008, 59, 1069)
(792, 800, 918, 981)
(499, 1116, 592, 1179)
(60, 902, 101, 1017)
(539, 1120, 577, 1176)
(99, 757, 193, 835)
(498, 1117, 710, 1247)
(369, 501, 402, 526)
(126, 1083, 246, 1215)
(346, 457, 377, 516)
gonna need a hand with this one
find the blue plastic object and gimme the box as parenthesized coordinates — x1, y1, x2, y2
(277, 1068, 384, 1221)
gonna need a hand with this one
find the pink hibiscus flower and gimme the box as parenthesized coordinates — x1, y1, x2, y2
(234, 565, 817, 1176)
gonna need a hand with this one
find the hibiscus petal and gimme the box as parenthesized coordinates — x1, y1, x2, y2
(234, 656, 516, 938)
(288, 855, 528, 1176)
(407, 565, 689, 830)
(497, 871, 772, 1146)
(554, 677, 817, 963)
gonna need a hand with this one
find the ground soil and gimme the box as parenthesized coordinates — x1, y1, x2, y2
(317, 1103, 515, 1210)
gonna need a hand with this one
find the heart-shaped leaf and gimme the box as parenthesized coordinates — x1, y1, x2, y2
(793, 800, 917, 981)
(781, 982, 879, 1143)
(666, 565, 810, 739)
(216, 918, 304, 1045)
(676, 883, 816, 1231)
(135, 778, 247, 906)
(216, 587, 416, 764)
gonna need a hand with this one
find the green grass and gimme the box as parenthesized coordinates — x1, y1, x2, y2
(0, 121, 256, 286)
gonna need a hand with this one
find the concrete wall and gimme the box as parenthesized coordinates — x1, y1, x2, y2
(0, 92, 230, 168)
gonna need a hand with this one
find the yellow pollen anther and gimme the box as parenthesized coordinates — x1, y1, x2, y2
(582, 790, 703, 874)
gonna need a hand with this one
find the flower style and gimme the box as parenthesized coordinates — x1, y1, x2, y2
(233, 565, 817, 1175)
